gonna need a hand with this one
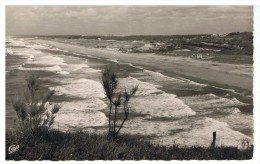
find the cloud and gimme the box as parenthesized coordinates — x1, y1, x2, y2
(6, 6, 253, 35)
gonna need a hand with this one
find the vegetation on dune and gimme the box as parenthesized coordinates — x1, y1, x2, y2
(12, 75, 60, 133)
(44, 32, 253, 56)
(6, 129, 253, 160)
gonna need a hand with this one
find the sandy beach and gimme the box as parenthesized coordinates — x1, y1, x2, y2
(34, 39, 253, 93)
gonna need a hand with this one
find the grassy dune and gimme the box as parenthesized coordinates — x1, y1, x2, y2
(6, 128, 253, 160)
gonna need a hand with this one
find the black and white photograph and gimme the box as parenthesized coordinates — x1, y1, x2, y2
(3, 4, 259, 161)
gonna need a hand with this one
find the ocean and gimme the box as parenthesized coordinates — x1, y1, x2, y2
(6, 36, 253, 148)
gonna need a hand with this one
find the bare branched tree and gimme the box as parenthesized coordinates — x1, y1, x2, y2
(102, 67, 118, 133)
(102, 66, 138, 139)
(116, 86, 138, 135)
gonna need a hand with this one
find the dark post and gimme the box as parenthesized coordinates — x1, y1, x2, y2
(211, 131, 216, 148)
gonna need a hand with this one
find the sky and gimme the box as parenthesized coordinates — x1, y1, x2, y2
(6, 6, 253, 36)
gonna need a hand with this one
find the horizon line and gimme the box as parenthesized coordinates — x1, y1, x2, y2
(6, 31, 252, 37)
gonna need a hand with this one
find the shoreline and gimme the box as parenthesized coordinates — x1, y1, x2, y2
(6, 37, 253, 147)
(33, 39, 253, 94)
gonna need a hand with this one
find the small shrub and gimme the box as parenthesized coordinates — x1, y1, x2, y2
(12, 75, 60, 133)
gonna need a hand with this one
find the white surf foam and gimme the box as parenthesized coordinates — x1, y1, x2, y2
(120, 117, 189, 136)
(130, 93, 196, 118)
(27, 44, 49, 50)
(67, 64, 90, 71)
(174, 49, 191, 52)
(118, 77, 162, 96)
(216, 107, 241, 114)
(178, 77, 208, 87)
(87, 55, 102, 60)
(132, 65, 144, 70)
(49, 47, 69, 53)
(119, 77, 195, 118)
(9, 65, 22, 69)
(7, 38, 27, 47)
(131, 70, 207, 90)
(52, 111, 107, 131)
(72, 52, 82, 57)
(107, 59, 119, 63)
(215, 113, 253, 137)
(6, 48, 14, 55)
(18, 65, 62, 72)
(153, 117, 252, 148)
(181, 93, 248, 110)
(58, 71, 70, 75)
(27, 55, 65, 66)
(50, 78, 106, 99)
(59, 99, 107, 112)
(142, 70, 183, 82)
(13, 51, 36, 60)
(114, 60, 134, 67)
(83, 68, 102, 73)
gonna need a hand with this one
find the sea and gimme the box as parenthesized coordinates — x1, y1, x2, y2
(6, 36, 253, 148)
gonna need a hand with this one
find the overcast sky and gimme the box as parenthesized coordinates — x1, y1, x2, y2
(6, 6, 253, 36)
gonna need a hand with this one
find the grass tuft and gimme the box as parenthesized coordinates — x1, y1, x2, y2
(6, 129, 253, 160)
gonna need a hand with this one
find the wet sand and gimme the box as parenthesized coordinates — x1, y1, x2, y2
(34, 39, 253, 94)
